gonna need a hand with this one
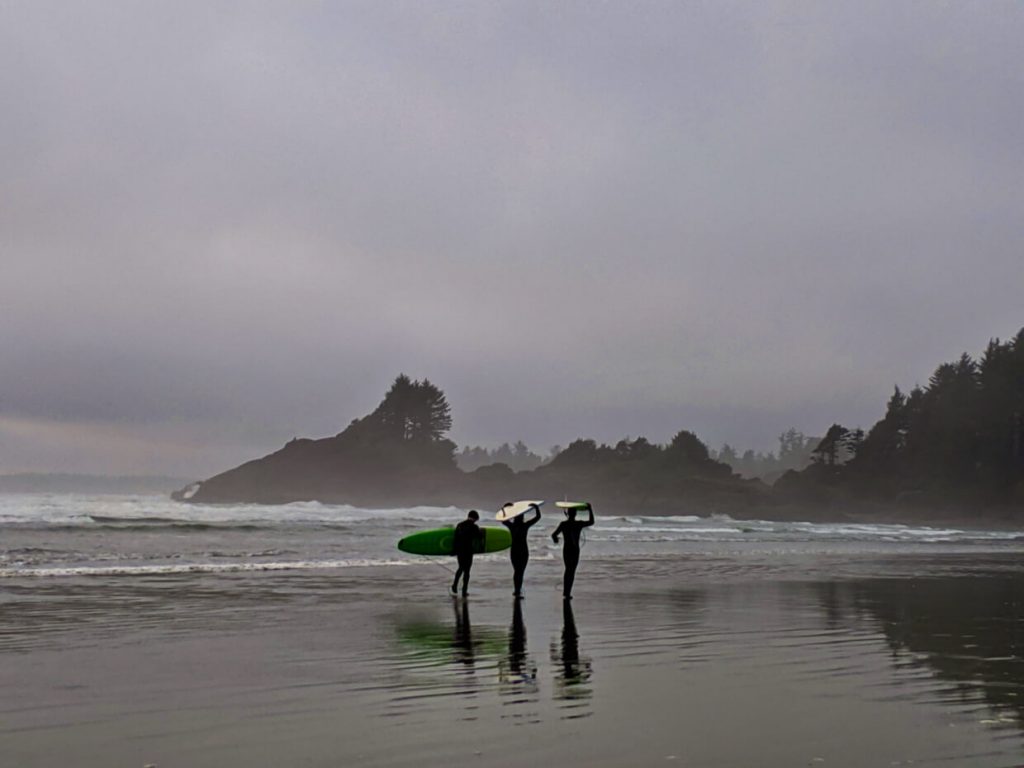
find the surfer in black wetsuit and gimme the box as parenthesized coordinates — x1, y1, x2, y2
(451, 510, 482, 596)
(501, 503, 541, 599)
(551, 504, 594, 599)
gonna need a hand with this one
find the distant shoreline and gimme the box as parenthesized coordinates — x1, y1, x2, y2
(0, 473, 192, 495)
(167, 486, 1024, 529)
(3, 478, 1018, 529)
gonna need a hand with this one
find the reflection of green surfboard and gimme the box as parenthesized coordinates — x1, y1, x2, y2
(397, 526, 512, 556)
(395, 621, 506, 660)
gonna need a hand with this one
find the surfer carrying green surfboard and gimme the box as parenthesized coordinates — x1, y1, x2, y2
(451, 510, 483, 596)
(500, 502, 541, 599)
(551, 503, 594, 600)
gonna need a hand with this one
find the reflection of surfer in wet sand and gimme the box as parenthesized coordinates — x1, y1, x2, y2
(551, 503, 594, 599)
(452, 597, 474, 667)
(552, 598, 593, 703)
(499, 597, 539, 688)
(508, 599, 534, 678)
(502, 503, 541, 598)
(560, 599, 580, 673)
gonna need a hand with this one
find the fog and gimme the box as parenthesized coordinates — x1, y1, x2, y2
(2, 1, 1022, 476)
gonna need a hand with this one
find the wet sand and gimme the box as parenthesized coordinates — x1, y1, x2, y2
(3, 553, 1024, 767)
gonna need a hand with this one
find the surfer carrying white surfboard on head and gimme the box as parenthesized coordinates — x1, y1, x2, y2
(551, 502, 594, 600)
(500, 502, 542, 599)
(451, 510, 483, 597)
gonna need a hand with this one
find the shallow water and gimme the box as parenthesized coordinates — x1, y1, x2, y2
(3, 495, 1024, 766)
(2, 493, 1022, 577)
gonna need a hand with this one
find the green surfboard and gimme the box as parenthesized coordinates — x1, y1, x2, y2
(397, 526, 512, 556)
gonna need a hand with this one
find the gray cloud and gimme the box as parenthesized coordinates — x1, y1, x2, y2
(2, 1, 1022, 476)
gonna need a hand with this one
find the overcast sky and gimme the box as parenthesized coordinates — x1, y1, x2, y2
(2, 1, 1022, 478)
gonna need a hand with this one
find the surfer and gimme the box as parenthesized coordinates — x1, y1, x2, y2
(501, 502, 541, 599)
(451, 510, 482, 596)
(551, 503, 594, 599)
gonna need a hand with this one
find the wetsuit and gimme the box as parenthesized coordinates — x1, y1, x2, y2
(551, 507, 595, 598)
(452, 518, 481, 595)
(502, 509, 541, 597)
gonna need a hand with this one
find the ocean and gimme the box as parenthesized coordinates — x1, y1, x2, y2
(3, 494, 1024, 766)
(3, 494, 1021, 578)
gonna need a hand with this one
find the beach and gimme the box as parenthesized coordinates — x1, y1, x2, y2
(3, 496, 1024, 766)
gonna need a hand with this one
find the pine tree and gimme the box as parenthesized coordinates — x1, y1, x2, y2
(812, 424, 850, 467)
(371, 375, 453, 443)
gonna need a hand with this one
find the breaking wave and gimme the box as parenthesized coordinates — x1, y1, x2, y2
(0, 558, 415, 579)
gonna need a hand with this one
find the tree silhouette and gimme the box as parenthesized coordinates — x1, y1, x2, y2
(667, 430, 710, 464)
(718, 443, 738, 465)
(811, 424, 850, 467)
(454, 440, 545, 472)
(785, 326, 1024, 510)
(372, 374, 452, 442)
(777, 429, 816, 471)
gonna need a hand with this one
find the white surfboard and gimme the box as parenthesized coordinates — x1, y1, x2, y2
(555, 501, 590, 510)
(495, 499, 544, 522)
